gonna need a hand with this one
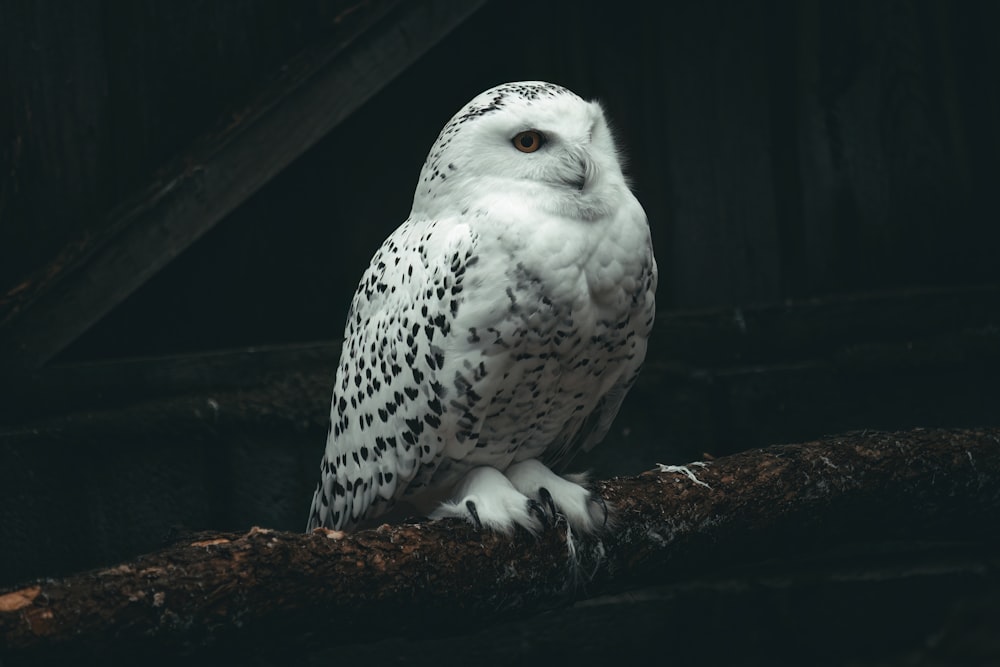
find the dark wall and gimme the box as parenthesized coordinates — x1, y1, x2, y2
(0, 0, 377, 295)
(2, 0, 995, 362)
(1, 0, 998, 598)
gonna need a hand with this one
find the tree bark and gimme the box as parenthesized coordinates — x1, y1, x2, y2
(1, 427, 998, 662)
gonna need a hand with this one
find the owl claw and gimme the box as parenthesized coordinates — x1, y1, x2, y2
(538, 486, 557, 519)
(431, 467, 544, 534)
(506, 460, 608, 534)
(465, 499, 483, 531)
(527, 499, 549, 529)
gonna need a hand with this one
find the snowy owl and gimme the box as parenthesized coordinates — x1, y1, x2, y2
(307, 81, 656, 536)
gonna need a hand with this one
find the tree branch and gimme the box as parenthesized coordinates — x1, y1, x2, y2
(1, 427, 998, 662)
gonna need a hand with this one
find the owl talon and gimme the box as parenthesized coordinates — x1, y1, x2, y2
(465, 500, 483, 531)
(538, 487, 557, 519)
(527, 499, 549, 528)
(430, 467, 543, 534)
(506, 460, 608, 534)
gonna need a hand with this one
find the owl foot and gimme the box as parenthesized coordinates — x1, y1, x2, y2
(505, 459, 609, 534)
(528, 498, 551, 529)
(538, 487, 557, 518)
(430, 466, 544, 534)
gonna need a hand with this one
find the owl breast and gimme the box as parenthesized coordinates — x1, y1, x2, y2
(418, 191, 654, 494)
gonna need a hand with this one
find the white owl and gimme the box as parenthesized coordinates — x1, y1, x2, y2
(307, 81, 656, 536)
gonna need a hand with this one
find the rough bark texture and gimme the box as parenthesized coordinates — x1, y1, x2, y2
(1, 427, 997, 663)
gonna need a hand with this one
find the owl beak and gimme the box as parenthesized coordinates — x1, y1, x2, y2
(576, 158, 589, 191)
(577, 154, 601, 192)
(566, 169, 586, 191)
(557, 150, 594, 191)
(560, 155, 590, 191)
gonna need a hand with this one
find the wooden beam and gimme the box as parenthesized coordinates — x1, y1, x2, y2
(0, 341, 339, 423)
(0, 0, 488, 371)
(2, 284, 997, 426)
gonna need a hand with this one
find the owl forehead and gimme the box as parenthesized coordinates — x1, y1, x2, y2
(436, 81, 595, 147)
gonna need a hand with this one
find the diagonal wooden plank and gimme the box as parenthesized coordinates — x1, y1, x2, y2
(0, 0, 487, 372)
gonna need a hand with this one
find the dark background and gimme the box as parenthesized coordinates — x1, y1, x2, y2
(4, 0, 999, 358)
(1, 0, 998, 663)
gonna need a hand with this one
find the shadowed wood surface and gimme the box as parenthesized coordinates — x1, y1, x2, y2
(1, 427, 997, 663)
(0, 0, 486, 372)
(3, 284, 996, 425)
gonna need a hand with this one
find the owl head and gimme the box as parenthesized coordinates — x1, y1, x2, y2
(412, 82, 629, 220)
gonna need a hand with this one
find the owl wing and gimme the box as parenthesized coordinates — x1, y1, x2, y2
(308, 217, 498, 531)
(543, 253, 657, 470)
(542, 346, 643, 471)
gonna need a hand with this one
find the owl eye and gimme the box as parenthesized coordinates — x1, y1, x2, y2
(512, 130, 545, 153)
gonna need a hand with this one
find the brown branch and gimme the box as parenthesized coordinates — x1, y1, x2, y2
(1, 427, 998, 662)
